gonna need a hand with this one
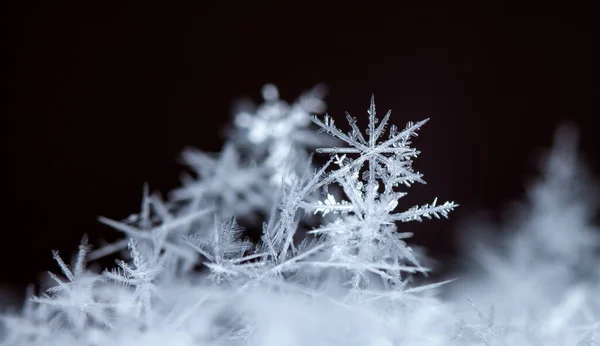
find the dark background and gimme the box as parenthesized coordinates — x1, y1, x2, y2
(3, 2, 597, 297)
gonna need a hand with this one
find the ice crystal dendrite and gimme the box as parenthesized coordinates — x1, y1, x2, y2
(2, 85, 599, 346)
(1, 87, 464, 346)
(304, 96, 457, 291)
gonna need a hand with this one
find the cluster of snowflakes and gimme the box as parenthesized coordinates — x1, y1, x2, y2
(2, 85, 599, 346)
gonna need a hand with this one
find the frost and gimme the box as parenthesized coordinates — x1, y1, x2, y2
(6, 85, 600, 346)
(2, 88, 460, 345)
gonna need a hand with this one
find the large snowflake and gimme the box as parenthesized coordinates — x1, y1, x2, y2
(306, 96, 457, 289)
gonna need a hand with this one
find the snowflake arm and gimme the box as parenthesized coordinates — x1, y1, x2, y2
(31, 239, 111, 331)
(95, 206, 212, 261)
(391, 198, 458, 222)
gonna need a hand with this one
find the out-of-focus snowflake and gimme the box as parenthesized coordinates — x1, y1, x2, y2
(452, 298, 511, 346)
(31, 238, 113, 332)
(514, 124, 600, 266)
(233, 84, 333, 185)
(449, 124, 600, 345)
(171, 143, 272, 218)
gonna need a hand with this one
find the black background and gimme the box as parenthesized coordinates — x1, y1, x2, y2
(3, 2, 598, 296)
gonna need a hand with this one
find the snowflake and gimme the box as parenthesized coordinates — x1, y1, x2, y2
(233, 84, 333, 185)
(452, 298, 511, 346)
(103, 239, 163, 326)
(31, 237, 112, 331)
(181, 216, 265, 284)
(171, 143, 272, 218)
(306, 96, 457, 289)
(93, 185, 212, 268)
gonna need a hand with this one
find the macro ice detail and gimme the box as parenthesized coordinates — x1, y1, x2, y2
(304, 96, 457, 290)
(2, 86, 599, 346)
